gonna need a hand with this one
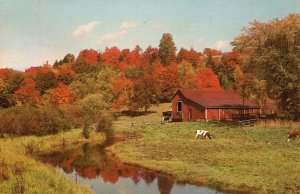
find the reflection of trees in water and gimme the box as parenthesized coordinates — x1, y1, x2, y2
(39, 143, 174, 192)
(157, 176, 174, 194)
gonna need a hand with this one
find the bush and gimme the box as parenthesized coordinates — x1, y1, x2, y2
(0, 106, 72, 136)
(96, 113, 113, 136)
(82, 121, 90, 139)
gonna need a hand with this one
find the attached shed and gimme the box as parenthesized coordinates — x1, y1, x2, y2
(171, 89, 261, 122)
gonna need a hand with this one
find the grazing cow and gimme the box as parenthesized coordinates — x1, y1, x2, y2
(287, 130, 300, 142)
(195, 130, 212, 139)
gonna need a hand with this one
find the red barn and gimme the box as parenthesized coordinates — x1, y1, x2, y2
(171, 89, 260, 122)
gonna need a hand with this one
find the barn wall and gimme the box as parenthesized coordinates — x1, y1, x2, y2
(172, 91, 261, 122)
(207, 109, 219, 120)
(172, 94, 182, 115)
(172, 93, 205, 122)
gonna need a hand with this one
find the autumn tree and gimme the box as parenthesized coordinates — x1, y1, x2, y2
(233, 13, 300, 119)
(177, 48, 203, 68)
(128, 73, 160, 112)
(153, 62, 180, 101)
(56, 65, 76, 85)
(141, 46, 159, 68)
(210, 51, 241, 89)
(13, 78, 41, 106)
(111, 73, 134, 109)
(102, 47, 122, 67)
(195, 68, 223, 90)
(203, 48, 222, 56)
(77, 49, 99, 65)
(158, 33, 176, 66)
(0, 70, 24, 107)
(51, 82, 73, 105)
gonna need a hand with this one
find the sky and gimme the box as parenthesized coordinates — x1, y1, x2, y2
(1, 0, 300, 71)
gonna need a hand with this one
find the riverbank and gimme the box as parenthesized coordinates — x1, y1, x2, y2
(0, 128, 105, 194)
(109, 103, 300, 193)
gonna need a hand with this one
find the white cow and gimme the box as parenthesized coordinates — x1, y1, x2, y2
(195, 130, 212, 139)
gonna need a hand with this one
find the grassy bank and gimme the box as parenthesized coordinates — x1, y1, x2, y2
(0, 128, 105, 194)
(109, 103, 300, 193)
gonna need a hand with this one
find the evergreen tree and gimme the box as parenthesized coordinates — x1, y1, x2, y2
(158, 33, 176, 66)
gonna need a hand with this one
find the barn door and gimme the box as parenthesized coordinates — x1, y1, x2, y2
(189, 108, 192, 121)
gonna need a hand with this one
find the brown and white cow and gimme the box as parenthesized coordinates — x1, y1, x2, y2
(287, 130, 300, 142)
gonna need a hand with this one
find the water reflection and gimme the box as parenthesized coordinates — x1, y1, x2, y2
(39, 144, 222, 194)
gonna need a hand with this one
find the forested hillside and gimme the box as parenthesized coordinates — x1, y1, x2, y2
(0, 14, 299, 136)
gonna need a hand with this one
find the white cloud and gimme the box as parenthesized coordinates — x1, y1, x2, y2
(212, 40, 232, 51)
(71, 21, 99, 37)
(150, 22, 165, 29)
(97, 30, 127, 44)
(120, 22, 138, 30)
(0, 66, 7, 69)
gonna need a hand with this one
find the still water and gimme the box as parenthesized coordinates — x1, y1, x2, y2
(39, 144, 223, 194)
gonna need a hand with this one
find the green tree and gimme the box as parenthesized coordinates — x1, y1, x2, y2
(158, 33, 176, 66)
(0, 80, 9, 108)
(233, 13, 300, 119)
(63, 53, 75, 63)
(35, 71, 57, 94)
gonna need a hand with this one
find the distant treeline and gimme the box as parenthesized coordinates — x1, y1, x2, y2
(0, 13, 299, 136)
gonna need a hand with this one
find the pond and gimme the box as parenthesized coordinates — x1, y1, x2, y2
(39, 143, 224, 194)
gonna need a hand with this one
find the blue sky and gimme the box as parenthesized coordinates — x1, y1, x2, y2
(1, 0, 300, 70)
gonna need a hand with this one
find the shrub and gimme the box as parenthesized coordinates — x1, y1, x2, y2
(96, 114, 113, 133)
(0, 106, 72, 136)
(82, 122, 90, 139)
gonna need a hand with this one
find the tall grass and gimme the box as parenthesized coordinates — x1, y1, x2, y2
(109, 103, 300, 193)
(0, 128, 105, 194)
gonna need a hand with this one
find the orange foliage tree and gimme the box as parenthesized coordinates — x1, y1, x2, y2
(102, 47, 121, 67)
(51, 82, 73, 105)
(203, 48, 222, 56)
(177, 48, 203, 67)
(195, 68, 223, 90)
(77, 49, 99, 65)
(153, 62, 180, 101)
(13, 78, 41, 106)
(111, 73, 134, 109)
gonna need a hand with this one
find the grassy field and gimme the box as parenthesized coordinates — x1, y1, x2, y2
(0, 128, 105, 194)
(109, 103, 300, 193)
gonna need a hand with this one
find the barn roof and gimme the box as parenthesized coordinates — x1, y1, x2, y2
(174, 89, 260, 108)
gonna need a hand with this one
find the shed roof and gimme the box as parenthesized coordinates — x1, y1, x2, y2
(174, 89, 260, 108)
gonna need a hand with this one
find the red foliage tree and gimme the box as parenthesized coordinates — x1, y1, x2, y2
(203, 48, 222, 56)
(102, 47, 121, 67)
(222, 51, 240, 70)
(141, 46, 159, 68)
(111, 73, 134, 109)
(0, 68, 12, 80)
(77, 49, 99, 65)
(56, 64, 76, 84)
(13, 78, 41, 105)
(51, 82, 73, 105)
(195, 68, 223, 90)
(177, 48, 203, 67)
(153, 62, 180, 101)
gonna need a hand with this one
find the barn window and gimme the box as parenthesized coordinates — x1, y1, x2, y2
(177, 101, 182, 112)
